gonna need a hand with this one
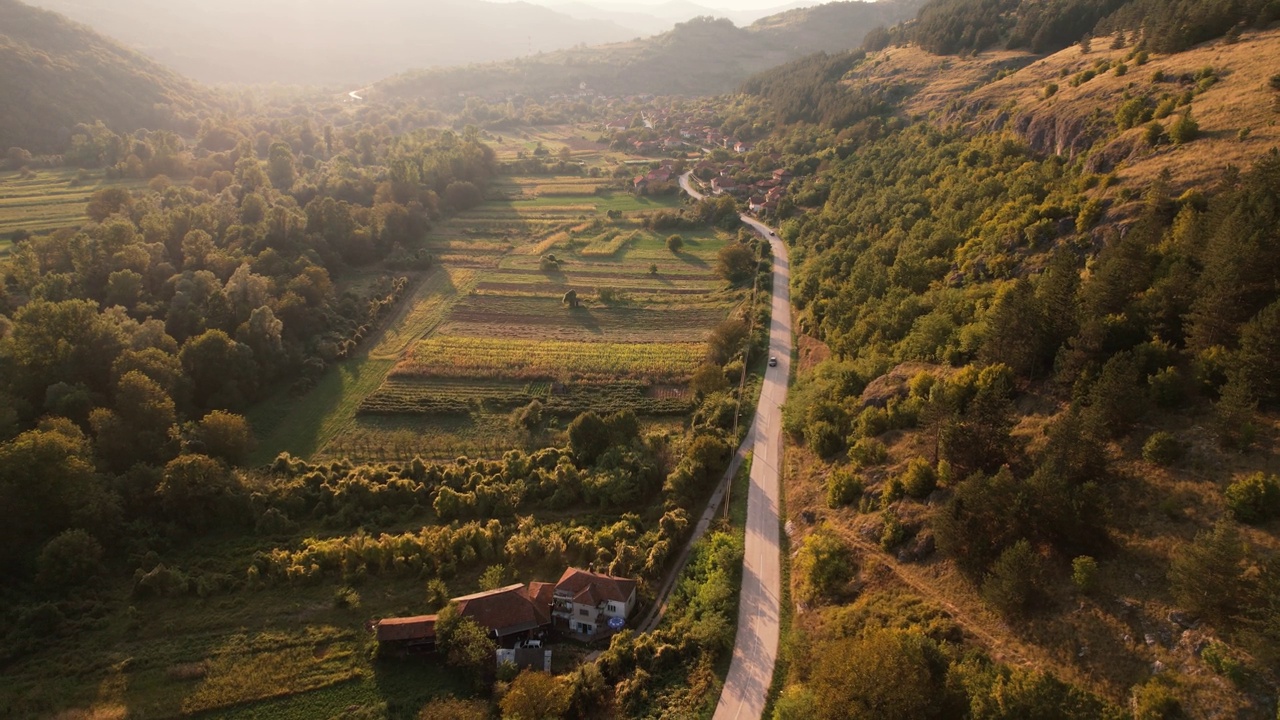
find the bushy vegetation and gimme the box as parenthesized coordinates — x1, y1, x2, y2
(1224, 472, 1280, 524)
(908, 0, 1128, 55)
(597, 530, 743, 717)
(775, 594, 1117, 719)
(765, 22, 1280, 709)
(741, 51, 892, 130)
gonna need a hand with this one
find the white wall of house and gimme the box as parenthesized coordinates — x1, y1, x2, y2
(554, 587, 636, 634)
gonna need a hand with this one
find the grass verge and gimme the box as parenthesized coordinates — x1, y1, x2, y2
(247, 356, 395, 465)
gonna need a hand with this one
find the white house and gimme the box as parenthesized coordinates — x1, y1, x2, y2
(551, 567, 638, 636)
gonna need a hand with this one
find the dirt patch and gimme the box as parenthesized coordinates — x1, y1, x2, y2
(796, 333, 831, 373)
(860, 362, 953, 408)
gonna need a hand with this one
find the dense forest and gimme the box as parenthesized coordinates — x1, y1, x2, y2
(0, 120, 499, 577)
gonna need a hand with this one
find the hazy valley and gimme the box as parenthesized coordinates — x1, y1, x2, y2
(1, 0, 1279, 718)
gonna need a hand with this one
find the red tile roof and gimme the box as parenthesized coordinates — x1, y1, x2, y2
(375, 614, 436, 642)
(454, 583, 547, 637)
(555, 568, 637, 605)
(528, 581, 555, 626)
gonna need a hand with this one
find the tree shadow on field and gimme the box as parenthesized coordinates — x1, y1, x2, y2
(566, 306, 603, 335)
(675, 249, 708, 269)
(539, 262, 567, 282)
(371, 653, 475, 719)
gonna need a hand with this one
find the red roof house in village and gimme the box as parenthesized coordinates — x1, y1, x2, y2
(710, 176, 738, 195)
(452, 583, 551, 639)
(551, 568, 638, 636)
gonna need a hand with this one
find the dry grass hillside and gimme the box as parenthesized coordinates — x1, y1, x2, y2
(847, 28, 1280, 195)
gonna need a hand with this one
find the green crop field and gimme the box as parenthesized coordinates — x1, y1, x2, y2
(393, 336, 704, 382)
(318, 413, 533, 461)
(437, 294, 731, 342)
(0, 168, 149, 236)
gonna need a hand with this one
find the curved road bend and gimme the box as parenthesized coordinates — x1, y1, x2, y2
(681, 173, 792, 720)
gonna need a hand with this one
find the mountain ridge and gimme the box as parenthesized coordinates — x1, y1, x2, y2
(375, 0, 923, 101)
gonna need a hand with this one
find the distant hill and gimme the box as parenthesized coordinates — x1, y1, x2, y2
(376, 0, 924, 101)
(24, 0, 645, 86)
(0, 0, 207, 154)
(543, 0, 828, 31)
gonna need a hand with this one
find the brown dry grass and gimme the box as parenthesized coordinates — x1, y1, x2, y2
(794, 333, 831, 374)
(849, 45, 1038, 118)
(963, 28, 1280, 191)
(857, 29, 1280, 204)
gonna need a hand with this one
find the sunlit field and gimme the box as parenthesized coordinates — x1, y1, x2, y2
(253, 127, 740, 463)
(0, 168, 151, 237)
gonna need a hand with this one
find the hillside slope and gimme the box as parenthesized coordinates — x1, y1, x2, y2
(740, 22, 1280, 720)
(831, 28, 1280, 193)
(0, 0, 206, 154)
(376, 0, 922, 101)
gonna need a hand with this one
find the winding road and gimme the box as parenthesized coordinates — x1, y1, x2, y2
(681, 173, 792, 720)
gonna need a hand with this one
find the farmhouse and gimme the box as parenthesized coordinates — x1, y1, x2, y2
(373, 569, 634, 648)
(453, 583, 552, 641)
(646, 167, 673, 184)
(551, 567, 637, 636)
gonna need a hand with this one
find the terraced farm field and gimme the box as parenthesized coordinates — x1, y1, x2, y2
(0, 169, 149, 236)
(359, 377, 692, 417)
(438, 295, 729, 342)
(272, 157, 743, 461)
(393, 336, 704, 381)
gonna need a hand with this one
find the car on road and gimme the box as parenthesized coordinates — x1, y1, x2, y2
(768, 356, 778, 367)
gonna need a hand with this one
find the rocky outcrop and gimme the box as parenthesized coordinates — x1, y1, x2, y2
(1014, 109, 1105, 159)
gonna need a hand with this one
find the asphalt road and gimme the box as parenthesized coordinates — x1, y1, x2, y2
(680, 173, 792, 720)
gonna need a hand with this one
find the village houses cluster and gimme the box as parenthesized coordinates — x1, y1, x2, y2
(604, 106, 794, 217)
